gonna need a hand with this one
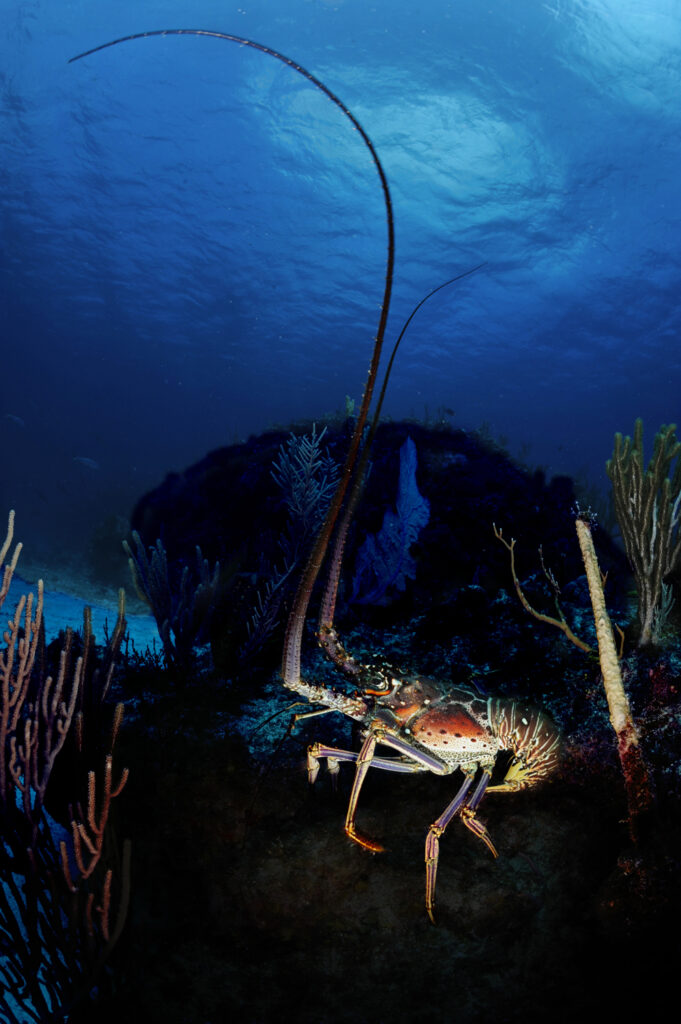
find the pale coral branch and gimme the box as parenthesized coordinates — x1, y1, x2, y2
(97, 870, 113, 942)
(493, 523, 592, 654)
(0, 509, 23, 608)
(0, 580, 44, 809)
(71, 753, 129, 881)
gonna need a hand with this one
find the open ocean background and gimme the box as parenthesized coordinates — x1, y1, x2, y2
(2, 0, 680, 613)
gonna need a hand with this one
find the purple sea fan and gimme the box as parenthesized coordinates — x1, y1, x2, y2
(351, 436, 430, 605)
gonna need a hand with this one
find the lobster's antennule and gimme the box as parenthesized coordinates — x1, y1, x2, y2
(317, 262, 487, 656)
(69, 29, 396, 691)
(370, 262, 487, 435)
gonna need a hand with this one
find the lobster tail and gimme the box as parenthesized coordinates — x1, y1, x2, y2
(489, 699, 560, 791)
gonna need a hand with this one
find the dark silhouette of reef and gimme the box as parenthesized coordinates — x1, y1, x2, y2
(129, 419, 630, 686)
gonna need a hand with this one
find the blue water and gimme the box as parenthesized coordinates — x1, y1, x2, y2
(2, 0, 680, 562)
(5, 572, 158, 649)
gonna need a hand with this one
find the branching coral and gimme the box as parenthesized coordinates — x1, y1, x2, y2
(0, 511, 130, 1021)
(241, 427, 339, 661)
(270, 425, 340, 564)
(124, 532, 219, 672)
(606, 418, 681, 645)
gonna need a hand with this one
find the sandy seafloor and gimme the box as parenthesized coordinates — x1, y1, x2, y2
(6, 568, 158, 651)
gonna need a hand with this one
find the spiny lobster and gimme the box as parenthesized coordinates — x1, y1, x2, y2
(71, 29, 560, 922)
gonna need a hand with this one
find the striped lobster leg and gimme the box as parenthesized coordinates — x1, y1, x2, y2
(425, 769, 495, 924)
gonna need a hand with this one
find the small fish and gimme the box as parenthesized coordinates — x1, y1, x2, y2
(73, 456, 100, 471)
(4, 413, 25, 428)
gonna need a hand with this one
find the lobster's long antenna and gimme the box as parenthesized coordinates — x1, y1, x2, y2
(70, 29, 395, 689)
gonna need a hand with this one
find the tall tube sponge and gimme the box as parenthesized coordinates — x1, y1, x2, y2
(575, 515, 653, 845)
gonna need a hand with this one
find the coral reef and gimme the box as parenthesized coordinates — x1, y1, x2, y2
(11, 422, 676, 1022)
(129, 420, 630, 682)
(0, 513, 130, 1021)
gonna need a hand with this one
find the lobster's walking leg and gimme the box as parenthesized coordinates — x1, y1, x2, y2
(340, 728, 453, 852)
(344, 732, 384, 852)
(425, 769, 495, 924)
(460, 769, 497, 856)
(307, 742, 426, 783)
(425, 773, 473, 924)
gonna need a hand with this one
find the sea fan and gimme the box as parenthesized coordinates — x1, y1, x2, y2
(351, 436, 430, 605)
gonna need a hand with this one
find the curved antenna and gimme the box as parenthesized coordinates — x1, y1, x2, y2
(317, 264, 486, 648)
(369, 262, 486, 435)
(70, 29, 395, 689)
